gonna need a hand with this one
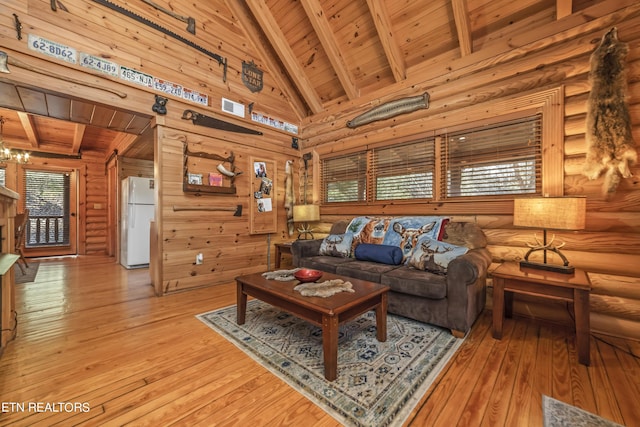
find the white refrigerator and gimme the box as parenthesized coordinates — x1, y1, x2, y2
(121, 176, 155, 269)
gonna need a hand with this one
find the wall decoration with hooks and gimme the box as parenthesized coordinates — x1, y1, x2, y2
(183, 143, 241, 195)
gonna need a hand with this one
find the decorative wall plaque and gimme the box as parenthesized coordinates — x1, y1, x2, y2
(242, 60, 263, 93)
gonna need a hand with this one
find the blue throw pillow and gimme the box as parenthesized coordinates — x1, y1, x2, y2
(354, 243, 403, 265)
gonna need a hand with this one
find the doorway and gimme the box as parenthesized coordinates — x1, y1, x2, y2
(20, 167, 78, 257)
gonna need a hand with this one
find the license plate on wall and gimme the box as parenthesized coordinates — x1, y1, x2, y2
(80, 53, 119, 77)
(28, 34, 77, 64)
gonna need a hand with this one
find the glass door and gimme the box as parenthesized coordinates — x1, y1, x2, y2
(23, 169, 77, 256)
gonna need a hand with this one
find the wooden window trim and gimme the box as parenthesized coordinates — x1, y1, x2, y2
(319, 86, 564, 215)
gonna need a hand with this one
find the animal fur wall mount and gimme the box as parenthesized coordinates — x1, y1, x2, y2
(582, 27, 637, 198)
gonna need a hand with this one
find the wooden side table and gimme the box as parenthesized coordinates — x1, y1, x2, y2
(274, 242, 293, 269)
(492, 262, 591, 365)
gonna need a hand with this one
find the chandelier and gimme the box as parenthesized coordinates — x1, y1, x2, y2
(0, 116, 30, 164)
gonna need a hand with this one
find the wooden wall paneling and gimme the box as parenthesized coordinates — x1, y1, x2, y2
(2, 6, 297, 136)
(300, 0, 639, 142)
(153, 124, 164, 296)
(119, 158, 154, 180)
(303, 47, 591, 148)
(304, 9, 640, 339)
(1, 0, 299, 291)
(0, 187, 18, 350)
(84, 162, 111, 255)
(155, 111, 295, 294)
(224, 0, 308, 120)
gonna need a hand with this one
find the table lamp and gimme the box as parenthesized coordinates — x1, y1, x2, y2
(293, 204, 320, 240)
(513, 196, 586, 274)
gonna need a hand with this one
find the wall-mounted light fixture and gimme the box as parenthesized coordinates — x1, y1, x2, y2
(0, 116, 30, 164)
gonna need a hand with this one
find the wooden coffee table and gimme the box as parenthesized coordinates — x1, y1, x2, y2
(235, 271, 389, 381)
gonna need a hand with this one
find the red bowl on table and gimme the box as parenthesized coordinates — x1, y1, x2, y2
(294, 268, 323, 283)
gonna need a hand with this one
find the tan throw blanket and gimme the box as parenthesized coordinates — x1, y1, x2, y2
(294, 279, 355, 297)
(262, 268, 300, 281)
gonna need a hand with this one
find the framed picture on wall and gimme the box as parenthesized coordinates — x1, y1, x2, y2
(187, 173, 203, 185)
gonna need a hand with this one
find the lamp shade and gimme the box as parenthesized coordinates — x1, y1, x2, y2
(513, 197, 586, 230)
(293, 204, 320, 222)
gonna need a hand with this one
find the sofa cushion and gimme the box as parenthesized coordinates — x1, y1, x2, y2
(441, 222, 487, 249)
(407, 236, 469, 274)
(319, 233, 354, 257)
(354, 243, 403, 265)
(381, 267, 447, 299)
(329, 220, 350, 235)
(336, 260, 400, 283)
(299, 255, 356, 273)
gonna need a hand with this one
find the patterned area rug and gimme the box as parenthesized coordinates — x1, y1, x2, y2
(197, 299, 463, 427)
(543, 395, 623, 427)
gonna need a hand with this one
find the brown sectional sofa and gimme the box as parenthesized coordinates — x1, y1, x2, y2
(291, 219, 492, 337)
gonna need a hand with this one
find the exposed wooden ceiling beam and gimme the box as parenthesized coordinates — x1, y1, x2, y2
(300, 0, 359, 100)
(225, 0, 309, 120)
(71, 123, 86, 154)
(452, 0, 473, 56)
(107, 132, 140, 159)
(366, 0, 406, 82)
(245, 0, 324, 114)
(557, 0, 573, 19)
(16, 111, 39, 149)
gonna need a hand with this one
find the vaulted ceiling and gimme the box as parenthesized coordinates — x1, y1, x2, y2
(239, 0, 578, 117)
(0, 0, 582, 160)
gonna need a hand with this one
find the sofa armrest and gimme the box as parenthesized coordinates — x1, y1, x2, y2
(447, 248, 492, 286)
(446, 247, 492, 333)
(291, 239, 323, 266)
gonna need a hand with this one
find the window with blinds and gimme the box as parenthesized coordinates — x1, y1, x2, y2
(373, 138, 435, 200)
(321, 152, 367, 202)
(440, 114, 542, 198)
(0, 168, 5, 187)
(320, 113, 544, 204)
(24, 170, 71, 247)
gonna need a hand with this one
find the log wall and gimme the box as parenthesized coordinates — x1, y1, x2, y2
(300, 1, 640, 340)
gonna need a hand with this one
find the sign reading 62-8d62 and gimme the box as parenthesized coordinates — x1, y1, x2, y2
(28, 34, 77, 64)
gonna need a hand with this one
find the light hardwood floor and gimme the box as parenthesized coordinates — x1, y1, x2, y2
(0, 256, 638, 426)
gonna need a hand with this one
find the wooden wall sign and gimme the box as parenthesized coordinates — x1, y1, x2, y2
(242, 60, 263, 93)
(249, 157, 277, 234)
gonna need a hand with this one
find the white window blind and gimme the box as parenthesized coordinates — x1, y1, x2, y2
(321, 152, 367, 203)
(373, 138, 435, 200)
(440, 114, 542, 198)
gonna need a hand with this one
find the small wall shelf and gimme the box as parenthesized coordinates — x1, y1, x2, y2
(183, 143, 238, 195)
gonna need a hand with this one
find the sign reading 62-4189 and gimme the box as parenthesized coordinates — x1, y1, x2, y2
(28, 34, 77, 64)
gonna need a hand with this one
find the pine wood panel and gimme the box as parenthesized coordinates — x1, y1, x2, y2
(156, 115, 299, 293)
(1, 256, 639, 426)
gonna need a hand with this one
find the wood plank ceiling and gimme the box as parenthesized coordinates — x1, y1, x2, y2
(240, 0, 572, 117)
(0, 82, 151, 161)
(0, 0, 578, 160)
